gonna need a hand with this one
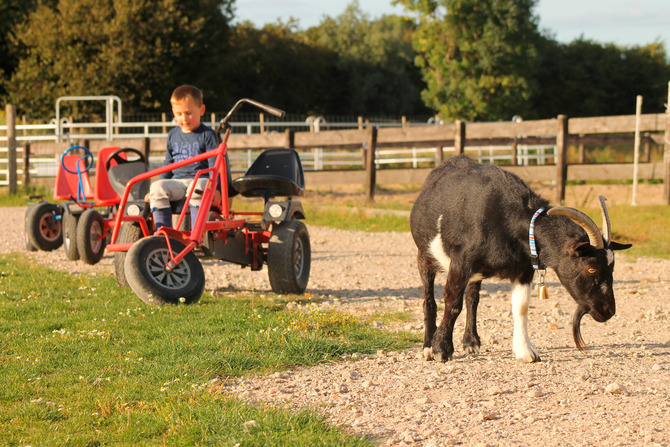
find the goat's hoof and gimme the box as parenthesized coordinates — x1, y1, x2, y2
(463, 344, 480, 354)
(423, 347, 433, 361)
(514, 348, 541, 363)
(432, 350, 453, 362)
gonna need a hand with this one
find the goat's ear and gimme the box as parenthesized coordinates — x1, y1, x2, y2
(610, 241, 632, 251)
(567, 240, 594, 257)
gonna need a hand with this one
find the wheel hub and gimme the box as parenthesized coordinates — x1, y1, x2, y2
(145, 248, 192, 289)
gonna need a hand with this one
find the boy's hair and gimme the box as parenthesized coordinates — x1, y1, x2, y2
(171, 85, 203, 106)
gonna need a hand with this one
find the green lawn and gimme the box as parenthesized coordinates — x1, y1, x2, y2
(0, 255, 416, 445)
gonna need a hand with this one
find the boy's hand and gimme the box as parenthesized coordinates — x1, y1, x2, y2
(144, 193, 150, 202)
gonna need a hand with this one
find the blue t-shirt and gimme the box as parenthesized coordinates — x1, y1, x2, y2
(159, 124, 218, 180)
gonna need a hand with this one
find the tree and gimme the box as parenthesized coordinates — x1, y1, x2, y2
(397, 0, 542, 121)
(304, 1, 428, 116)
(5, 0, 232, 119)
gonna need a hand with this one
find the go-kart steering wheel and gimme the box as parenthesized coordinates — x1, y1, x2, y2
(61, 145, 94, 175)
(105, 148, 147, 172)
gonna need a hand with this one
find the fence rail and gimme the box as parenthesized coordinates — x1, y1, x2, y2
(2, 106, 670, 204)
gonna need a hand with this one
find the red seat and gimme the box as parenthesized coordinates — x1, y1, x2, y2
(94, 146, 125, 206)
(53, 154, 94, 201)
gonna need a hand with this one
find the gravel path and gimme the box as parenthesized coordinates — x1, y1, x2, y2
(5, 206, 670, 447)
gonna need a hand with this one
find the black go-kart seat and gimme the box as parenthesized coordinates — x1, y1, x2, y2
(106, 148, 151, 201)
(232, 148, 305, 199)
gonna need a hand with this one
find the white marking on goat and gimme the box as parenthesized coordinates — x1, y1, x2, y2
(429, 216, 452, 273)
(423, 347, 432, 361)
(511, 281, 540, 363)
(606, 249, 614, 266)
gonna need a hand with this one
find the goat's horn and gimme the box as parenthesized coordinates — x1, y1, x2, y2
(547, 206, 605, 249)
(598, 195, 611, 246)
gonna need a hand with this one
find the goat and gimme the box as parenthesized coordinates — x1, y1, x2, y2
(410, 156, 631, 362)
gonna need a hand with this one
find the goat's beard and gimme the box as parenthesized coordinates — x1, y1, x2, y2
(572, 306, 588, 351)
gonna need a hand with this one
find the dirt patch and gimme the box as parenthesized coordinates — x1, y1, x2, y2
(4, 204, 670, 447)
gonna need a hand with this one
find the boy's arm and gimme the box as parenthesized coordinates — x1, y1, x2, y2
(159, 138, 174, 180)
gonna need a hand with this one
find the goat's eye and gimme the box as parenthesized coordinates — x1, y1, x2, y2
(587, 268, 597, 274)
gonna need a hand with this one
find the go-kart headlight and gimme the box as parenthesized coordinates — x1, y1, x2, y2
(268, 204, 284, 219)
(127, 204, 142, 216)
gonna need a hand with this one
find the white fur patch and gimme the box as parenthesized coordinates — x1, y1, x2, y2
(606, 249, 614, 266)
(511, 281, 540, 363)
(429, 215, 452, 273)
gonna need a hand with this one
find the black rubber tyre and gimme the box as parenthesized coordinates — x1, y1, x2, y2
(76, 209, 106, 265)
(124, 236, 204, 306)
(62, 208, 80, 261)
(24, 207, 38, 251)
(26, 202, 62, 251)
(114, 222, 142, 288)
(267, 220, 311, 294)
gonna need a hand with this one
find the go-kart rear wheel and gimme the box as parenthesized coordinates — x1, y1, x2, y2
(27, 202, 62, 251)
(76, 209, 106, 265)
(267, 220, 310, 294)
(114, 222, 142, 288)
(24, 207, 38, 251)
(124, 236, 204, 306)
(62, 208, 80, 261)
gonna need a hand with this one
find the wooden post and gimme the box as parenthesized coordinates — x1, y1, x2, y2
(436, 146, 444, 165)
(161, 112, 167, 134)
(23, 143, 31, 188)
(144, 137, 151, 162)
(259, 113, 265, 134)
(663, 112, 670, 205)
(284, 129, 295, 149)
(454, 120, 465, 156)
(365, 126, 377, 202)
(6, 104, 18, 194)
(511, 138, 518, 166)
(556, 115, 568, 203)
(642, 132, 650, 162)
(578, 135, 586, 163)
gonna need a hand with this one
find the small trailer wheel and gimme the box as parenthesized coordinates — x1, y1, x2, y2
(26, 202, 62, 251)
(124, 236, 204, 306)
(76, 209, 106, 265)
(114, 222, 142, 288)
(267, 220, 310, 294)
(62, 208, 80, 261)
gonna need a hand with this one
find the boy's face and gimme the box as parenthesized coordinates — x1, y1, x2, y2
(171, 99, 205, 133)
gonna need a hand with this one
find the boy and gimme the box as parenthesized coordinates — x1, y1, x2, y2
(148, 85, 231, 232)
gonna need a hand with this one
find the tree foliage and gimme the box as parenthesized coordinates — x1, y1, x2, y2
(398, 0, 542, 121)
(4, 0, 232, 118)
(303, 1, 428, 115)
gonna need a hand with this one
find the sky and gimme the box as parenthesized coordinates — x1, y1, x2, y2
(234, 0, 670, 48)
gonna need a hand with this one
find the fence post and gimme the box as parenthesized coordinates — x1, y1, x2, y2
(556, 114, 568, 203)
(365, 126, 377, 202)
(23, 143, 31, 188)
(664, 112, 670, 205)
(454, 120, 465, 156)
(284, 129, 295, 149)
(6, 104, 18, 194)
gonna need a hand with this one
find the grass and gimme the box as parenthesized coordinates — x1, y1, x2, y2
(0, 255, 417, 445)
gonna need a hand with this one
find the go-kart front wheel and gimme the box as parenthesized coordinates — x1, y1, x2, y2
(267, 220, 310, 294)
(26, 202, 62, 251)
(76, 209, 106, 265)
(124, 236, 204, 306)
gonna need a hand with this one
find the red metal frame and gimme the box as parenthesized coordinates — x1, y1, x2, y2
(106, 127, 271, 271)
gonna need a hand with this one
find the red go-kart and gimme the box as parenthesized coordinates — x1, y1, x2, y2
(107, 99, 310, 305)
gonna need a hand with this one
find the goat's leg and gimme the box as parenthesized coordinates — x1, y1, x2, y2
(418, 251, 437, 361)
(462, 281, 482, 354)
(511, 280, 541, 362)
(431, 269, 467, 362)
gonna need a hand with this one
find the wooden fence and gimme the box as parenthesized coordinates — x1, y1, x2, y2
(4, 104, 670, 204)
